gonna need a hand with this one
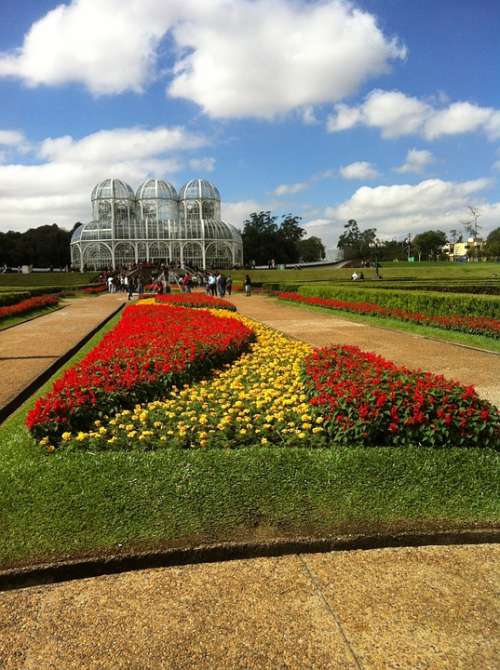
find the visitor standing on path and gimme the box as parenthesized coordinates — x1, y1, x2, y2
(244, 274, 252, 296)
(226, 275, 232, 296)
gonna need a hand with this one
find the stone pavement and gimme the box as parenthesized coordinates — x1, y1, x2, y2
(0, 544, 498, 669)
(227, 294, 500, 406)
(0, 293, 127, 415)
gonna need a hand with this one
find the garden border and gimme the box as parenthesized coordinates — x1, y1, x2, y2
(0, 528, 498, 592)
(0, 304, 65, 333)
(0, 302, 124, 425)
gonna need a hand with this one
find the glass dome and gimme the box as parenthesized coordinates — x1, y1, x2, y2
(71, 224, 83, 243)
(91, 178, 135, 201)
(178, 179, 221, 201)
(136, 179, 177, 201)
(72, 177, 243, 270)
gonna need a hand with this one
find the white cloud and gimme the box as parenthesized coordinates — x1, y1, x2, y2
(273, 181, 310, 196)
(272, 168, 336, 197)
(221, 200, 270, 229)
(301, 106, 319, 125)
(396, 148, 434, 174)
(0, 125, 208, 231)
(0, 130, 25, 146)
(188, 157, 215, 172)
(340, 161, 379, 179)
(0, 1, 405, 118)
(327, 89, 500, 141)
(300, 177, 500, 249)
(169, 1, 405, 119)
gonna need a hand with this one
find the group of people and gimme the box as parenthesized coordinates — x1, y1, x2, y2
(205, 272, 232, 297)
(352, 260, 382, 281)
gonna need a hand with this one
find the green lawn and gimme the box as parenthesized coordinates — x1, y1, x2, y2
(0, 271, 99, 290)
(0, 311, 498, 569)
(231, 261, 500, 284)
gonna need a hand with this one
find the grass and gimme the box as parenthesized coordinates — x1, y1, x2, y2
(275, 297, 500, 353)
(0, 271, 99, 290)
(0, 308, 499, 570)
(231, 261, 500, 284)
(0, 304, 64, 331)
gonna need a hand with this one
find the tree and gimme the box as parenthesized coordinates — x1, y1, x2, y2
(412, 230, 447, 261)
(241, 211, 309, 264)
(241, 211, 279, 265)
(297, 236, 326, 262)
(485, 227, 500, 257)
(462, 206, 482, 239)
(276, 214, 305, 263)
(0, 224, 71, 268)
(337, 219, 377, 260)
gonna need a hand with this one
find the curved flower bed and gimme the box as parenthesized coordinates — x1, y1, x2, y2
(0, 294, 59, 322)
(59, 309, 498, 452)
(278, 292, 500, 339)
(82, 285, 107, 294)
(27, 304, 253, 444)
(155, 293, 237, 311)
(303, 346, 499, 449)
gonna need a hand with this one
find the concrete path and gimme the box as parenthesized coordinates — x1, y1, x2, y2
(0, 544, 498, 669)
(0, 293, 126, 414)
(228, 294, 500, 406)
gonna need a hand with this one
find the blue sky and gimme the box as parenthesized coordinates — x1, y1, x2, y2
(0, 0, 499, 250)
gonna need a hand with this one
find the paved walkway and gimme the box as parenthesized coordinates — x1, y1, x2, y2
(0, 544, 498, 669)
(228, 294, 500, 406)
(0, 293, 126, 414)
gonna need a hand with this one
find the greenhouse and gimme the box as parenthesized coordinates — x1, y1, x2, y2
(70, 178, 243, 270)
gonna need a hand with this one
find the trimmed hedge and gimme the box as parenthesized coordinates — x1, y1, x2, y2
(298, 284, 500, 319)
(0, 291, 31, 307)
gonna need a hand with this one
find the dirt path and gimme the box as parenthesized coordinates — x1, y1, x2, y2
(0, 293, 126, 414)
(228, 294, 500, 406)
(0, 544, 497, 669)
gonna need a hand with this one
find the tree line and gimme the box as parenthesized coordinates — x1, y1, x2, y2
(0, 224, 77, 268)
(337, 219, 500, 262)
(241, 211, 325, 265)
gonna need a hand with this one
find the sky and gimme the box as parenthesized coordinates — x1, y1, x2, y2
(0, 0, 499, 251)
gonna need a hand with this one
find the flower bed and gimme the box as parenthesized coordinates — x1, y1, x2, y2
(81, 285, 107, 294)
(278, 292, 500, 339)
(58, 308, 498, 452)
(303, 346, 499, 448)
(57, 312, 318, 450)
(27, 304, 253, 444)
(0, 294, 59, 322)
(155, 293, 237, 311)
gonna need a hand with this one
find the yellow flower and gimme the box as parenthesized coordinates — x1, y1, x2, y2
(61, 431, 72, 441)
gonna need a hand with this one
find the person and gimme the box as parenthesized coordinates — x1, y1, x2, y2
(127, 276, 135, 301)
(137, 276, 144, 298)
(359, 271, 365, 280)
(244, 274, 252, 296)
(107, 275, 114, 293)
(351, 271, 359, 281)
(208, 272, 216, 296)
(218, 274, 227, 297)
(226, 275, 232, 296)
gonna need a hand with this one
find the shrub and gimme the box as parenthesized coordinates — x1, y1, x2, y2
(81, 285, 107, 294)
(298, 284, 500, 319)
(26, 304, 253, 443)
(0, 294, 59, 322)
(278, 292, 500, 339)
(303, 345, 499, 449)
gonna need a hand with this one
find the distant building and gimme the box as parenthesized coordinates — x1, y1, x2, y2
(70, 178, 243, 270)
(444, 238, 485, 262)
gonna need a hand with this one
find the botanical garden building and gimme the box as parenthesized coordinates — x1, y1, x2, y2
(70, 178, 243, 270)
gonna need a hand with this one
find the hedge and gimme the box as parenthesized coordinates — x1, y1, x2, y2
(297, 284, 500, 319)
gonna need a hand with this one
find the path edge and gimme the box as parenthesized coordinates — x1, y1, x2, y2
(1, 528, 498, 592)
(0, 299, 124, 425)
